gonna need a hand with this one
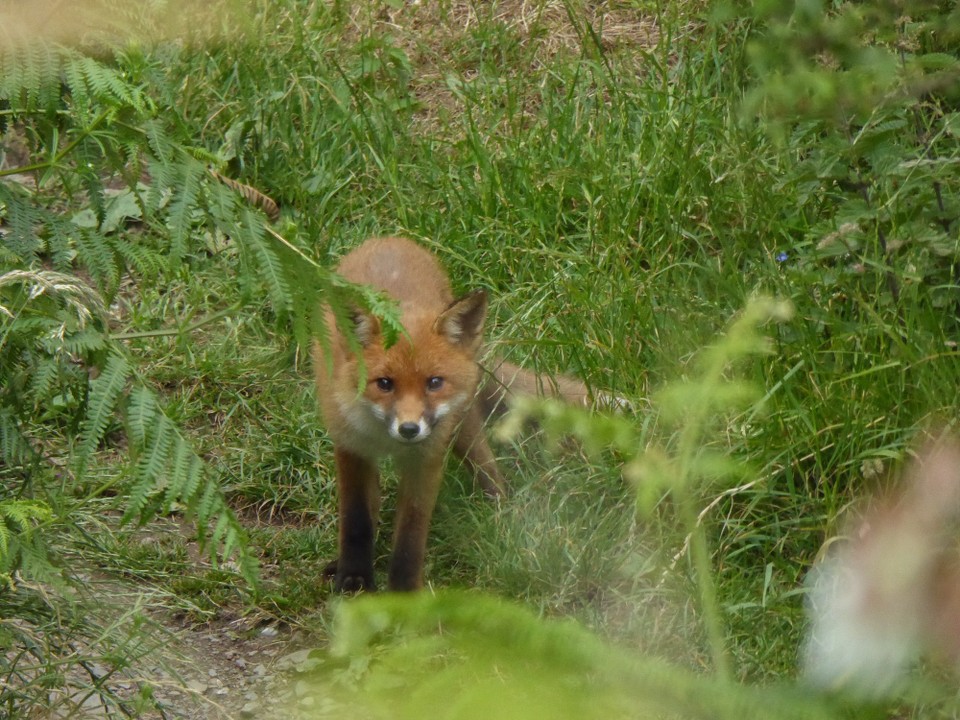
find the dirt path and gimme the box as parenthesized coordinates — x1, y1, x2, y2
(120, 616, 341, 720)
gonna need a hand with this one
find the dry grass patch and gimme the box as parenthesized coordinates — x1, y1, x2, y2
(343, 1, 661, 131)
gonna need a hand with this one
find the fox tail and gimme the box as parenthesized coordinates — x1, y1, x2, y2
(477, 359, 629, 419)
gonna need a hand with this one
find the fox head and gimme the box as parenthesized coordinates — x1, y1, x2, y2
(340, 290, 487, 446)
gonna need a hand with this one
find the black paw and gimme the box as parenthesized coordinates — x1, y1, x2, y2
(325, 557, 376, 592)
(336, 572, 376, 593)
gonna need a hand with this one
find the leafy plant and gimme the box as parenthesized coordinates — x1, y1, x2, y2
(0, 498, 54, 587)
(742, 0, 960, 339)
(322, 590, 838, 720)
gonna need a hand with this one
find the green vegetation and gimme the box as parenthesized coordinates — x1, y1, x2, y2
(2, 0, 959, 716)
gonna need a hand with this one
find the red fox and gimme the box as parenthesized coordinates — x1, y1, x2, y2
(313, 236, 593, 592)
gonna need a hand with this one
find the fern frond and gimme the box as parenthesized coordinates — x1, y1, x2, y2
(74, 54, 147, 111)
(0, 43, 62, 110)
(0, 499, 53, 579)
(195, 481, 220, 528)
(233, 209, 292, 314)
(76, 351, 131, 469)
(0, 407, 34, 464)
(12, 533, 57, 583)
(124, 385, 157, 447)
(26, 356, 62, 406)
(109, 234, 165, 277)
(163, 439, 196, 510)
(61, 328, 109, 356)
(143, 119, 175, 165)
(118, 385, 258, 584)
(165, 159, 206, 264)
(0, 184, 44, 261)
(72, 229, 121, 294)
(0, 500, 53, 535)
(125, 412, 175, 523)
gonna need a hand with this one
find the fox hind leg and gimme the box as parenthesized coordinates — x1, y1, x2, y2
(454, 403, 506, 498)
(388, 453, 447, 591)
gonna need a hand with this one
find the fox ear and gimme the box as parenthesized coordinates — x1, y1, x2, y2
(435, 290, 487, 351)
(347, 307, 380, 347)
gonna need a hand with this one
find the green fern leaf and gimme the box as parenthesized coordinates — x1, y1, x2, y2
(125, 385, 157, 448)
(109, 234, 165, 277)
(76, 351, 131, 469)
(0, 407, 33, 464)
(166, 160, 205, 265)
(132, 413, 175, 486)
(0, 185, 43, 261)
(0, 521, 9, 566)
(0, 499, 53, 579)
(194, 480, 220, 527)
(1, 43, 61, 111)
(47, 327, 108, 357)
(120, 388, 258, 584)
(75, 54, 146, 111)
(27, 356, 62, 406)
(144, 120, 175, 164)
(164, 439, 196, 510)
(237, 211, 292, 314)
(73, 228, 121, 293)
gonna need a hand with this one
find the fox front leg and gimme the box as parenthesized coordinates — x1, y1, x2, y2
(334, 447, 380, 592)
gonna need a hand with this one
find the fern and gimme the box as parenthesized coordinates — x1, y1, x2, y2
(229, 209, 293, 315)
(26, 356, 62, 406)
(109, 233, 166, 277)
(56, 327, 109, 356)
(120, 387, 257, 584)
(0, 185, 43, 260)
(0, 407, 34, 464)
(75, 351, 131, 471)
(125, 386, 157, 447)
(125, 411, 174, 520)
(0, 43, 62, 111)
(73, 228, 121, 293)
(73, 54, 148, 112)
(0, 499, 54, 584)
(0, 6, 351, 602)
(165, 157, 206, 264)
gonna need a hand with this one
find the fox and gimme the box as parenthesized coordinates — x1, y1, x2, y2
(313, 236, 593, 592)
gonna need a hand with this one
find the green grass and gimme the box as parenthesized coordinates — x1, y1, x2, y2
(4, 0, 960, 716)
(110, 0, 959, 649)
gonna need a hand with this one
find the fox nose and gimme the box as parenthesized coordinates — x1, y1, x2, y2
(397, 422, 421, 440)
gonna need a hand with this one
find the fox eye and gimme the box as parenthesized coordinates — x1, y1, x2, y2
(375, 377, 394, 392)
(426, 376, 444, 391)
